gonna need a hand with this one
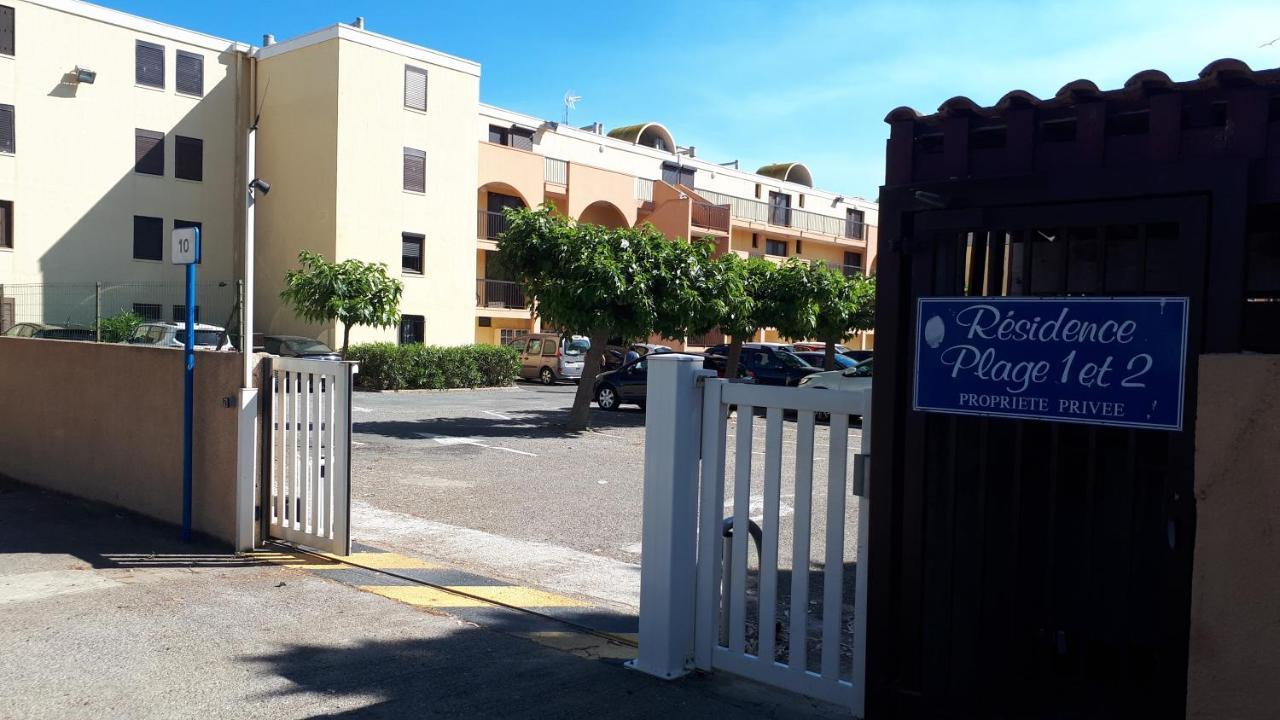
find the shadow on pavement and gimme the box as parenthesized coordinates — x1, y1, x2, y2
(355, 408, 647, 441)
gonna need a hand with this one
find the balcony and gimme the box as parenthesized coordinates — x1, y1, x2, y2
(545, 157, 568, 185)
(696, 188, 872, 240)
(476, 279, 528, 310)
(478, 209, 512, 241)
(690, 201, 730, 233)
(841, 264, 865, 278)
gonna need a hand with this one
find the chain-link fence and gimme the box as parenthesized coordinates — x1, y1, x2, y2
(0, 280, 243, 346)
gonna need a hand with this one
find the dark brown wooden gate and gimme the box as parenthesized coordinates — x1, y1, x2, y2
(868, 61, 1280, 719)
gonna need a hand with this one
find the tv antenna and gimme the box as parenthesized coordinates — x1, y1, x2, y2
(563, 91, 581, 124)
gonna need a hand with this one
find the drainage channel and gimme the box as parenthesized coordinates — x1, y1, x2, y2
(266, 541, 638, 649)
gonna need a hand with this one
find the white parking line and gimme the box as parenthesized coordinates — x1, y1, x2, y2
(353, 406, 372, 413)
(588, 430, 625, 440)
(486, 445, 538, 457)
(482, 410, 513, 421)
(417, 432, 538, 457)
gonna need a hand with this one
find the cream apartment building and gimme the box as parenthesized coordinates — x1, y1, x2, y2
(0, 0, 249, 331)
(0, 1, 877, 352)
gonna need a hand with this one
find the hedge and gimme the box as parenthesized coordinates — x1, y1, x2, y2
(347, 343, 520, 391)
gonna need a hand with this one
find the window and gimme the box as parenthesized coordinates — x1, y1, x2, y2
(402, 233, 423, 274)
(403, 147, 425, 193)
(477, 317, 492, 328)
(768, 191, 792, 226)
(0, 5, 13, 57)
(754, 183, 763, 199)
(500, 328, 520, 345)
(135, 40, 164, 89)
(488, 124, 509, 145)
(510, 127, 534, 151)
(846, 208, 865, 240)
(751, 232, 758, 249)
(133, 215, 162, 261)
(135, 129, 164, 175)
(175, 50, 203, 96)
(175, 136, 202, 181)
(400, 315, 424, 344)
(0, 200, 11, 249)
(404, 65, 427, 111)
(174, 220, 201, 264)
(765, 238, 787, 257)
(798, 194, 806, 209)
(132, 303, 162, 321)
(172, 305, 200, 322)
(525, 338, 543, 355)
(0, 104, 13, 154)
(661, 162, 695, 188)
(796, 240, 804, 254)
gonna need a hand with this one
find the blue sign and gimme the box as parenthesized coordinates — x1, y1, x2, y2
(914, 297, 1189, 430)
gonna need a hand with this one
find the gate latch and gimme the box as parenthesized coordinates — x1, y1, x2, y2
(852, 453, 870, 497)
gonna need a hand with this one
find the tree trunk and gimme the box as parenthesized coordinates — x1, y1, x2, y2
(341, 323, 352, 360)
(824, 336, 837, 370)
(567, 327, 610, 431)
(725, 336, 745, 379)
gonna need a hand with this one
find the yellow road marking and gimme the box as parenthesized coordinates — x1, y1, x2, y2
(520, 632, 637, 660)
(251, 550, 438, 570)
(360, 584, 588, 608)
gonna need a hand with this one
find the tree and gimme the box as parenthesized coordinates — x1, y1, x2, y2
(498, 206, 713, 430)
(280, 250, 404, 359)
(97, 310, 143, 343)
(707, 255, 780, 379)
(771, 259, 876, 369)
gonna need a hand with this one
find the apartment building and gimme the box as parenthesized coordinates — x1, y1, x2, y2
(0, 1, 877, 351)
(476, 105, 879, 348)
(0, 0, 249, 329)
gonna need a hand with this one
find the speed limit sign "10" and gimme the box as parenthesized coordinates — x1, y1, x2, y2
(172, 227, 200, 265)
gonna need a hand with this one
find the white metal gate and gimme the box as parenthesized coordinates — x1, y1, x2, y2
(632, 355, 871, 716)
(263, 357, 355, 555)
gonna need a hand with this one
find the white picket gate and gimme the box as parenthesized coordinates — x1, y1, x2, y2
(263, 357, 355, 555)
(632, 355, 871, 717)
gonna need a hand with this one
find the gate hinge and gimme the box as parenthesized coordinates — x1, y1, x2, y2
(852, 453, 870, 497)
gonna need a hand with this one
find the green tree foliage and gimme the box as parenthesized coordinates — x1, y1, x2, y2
(97, 310, 144, 343)
(707, 255, 780, 378)
(497, 205, 716, 430)
(771, 259, 876, 369)
(280, 251, 404, 359)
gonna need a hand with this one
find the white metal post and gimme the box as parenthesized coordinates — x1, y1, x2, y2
(850, 387, 873, 719)
(234, 122, 259, 552)
(630, 354, 713, 679)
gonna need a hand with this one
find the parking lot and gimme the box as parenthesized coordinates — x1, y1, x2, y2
(349, 379, 863, 615)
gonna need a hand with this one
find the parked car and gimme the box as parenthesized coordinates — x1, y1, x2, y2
(593, 352, 714, 410)
(600, 342, 673, 372)
(2, 322, 95, 341)
(843, 349, 874, 363)
(128, 322, 234, 351)
(262, 335, 341, 361)
(798, 357, 874, 393)
(705, 343, 820, 386)
(508, 332, 590, 384)
(791, 351, 857, 370)
(790, 341, 852, 354)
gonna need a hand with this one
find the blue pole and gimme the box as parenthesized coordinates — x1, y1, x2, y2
(181, 228, 199, 543)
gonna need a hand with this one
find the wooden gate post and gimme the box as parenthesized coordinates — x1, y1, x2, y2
(631, 354, 714, 679)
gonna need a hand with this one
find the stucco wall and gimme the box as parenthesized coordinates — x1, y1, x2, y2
(0, 338, 246, 544)
(1186, 353, 1280, 720)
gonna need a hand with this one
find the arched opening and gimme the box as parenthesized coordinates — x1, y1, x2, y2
(607, 122, 677, 153)
(578, 200, 629, 229)
(478, 182, 528, 241)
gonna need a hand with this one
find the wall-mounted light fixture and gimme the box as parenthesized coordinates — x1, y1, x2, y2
(74, 67, 97, 84)
(249, 178, 271, 196)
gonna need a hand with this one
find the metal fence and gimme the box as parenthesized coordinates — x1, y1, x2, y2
(0, 280, 242, 343)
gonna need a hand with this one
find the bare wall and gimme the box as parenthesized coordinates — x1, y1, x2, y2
(0, 338, 247, 545)
(1186, 354, 1280, 720)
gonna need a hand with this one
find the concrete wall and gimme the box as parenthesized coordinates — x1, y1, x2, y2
(0, 337, 247, 544)
(1186, 353, 1280, 720)
(0, 0, 245, 318)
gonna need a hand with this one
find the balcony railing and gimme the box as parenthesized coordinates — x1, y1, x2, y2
(636, 177, 655, 202)
(478, 209, 512, 241)
(545, 157, 568, 185)
(476, 279, 528, 309)
(696, 188, 873, 240)
(690, 201, 730, 232)
(841, 264, 865, 278)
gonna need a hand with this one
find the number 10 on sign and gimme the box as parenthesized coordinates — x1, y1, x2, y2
(172, 226, 200, 265)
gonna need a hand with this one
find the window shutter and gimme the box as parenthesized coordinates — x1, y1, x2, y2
(0, 200, 11, 249)
(402, 233, 423, 273)
(661, 163, 680, 186)
(404, 66, 427, 110)
(132, 215, 163, 261)
(175, 50, 203, 96)
(135, 129, 164, 175)
(510, 128, 534, 151)
(175, 136, 202, 181)
(0, 104, 13, 154)
(679, 166, 695, 187)
(0, 5, 14, 57)
(403, 147, 425, 192)
(135, 40, 164, 88)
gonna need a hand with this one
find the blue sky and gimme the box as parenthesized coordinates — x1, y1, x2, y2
(103, 0, 1280, 199)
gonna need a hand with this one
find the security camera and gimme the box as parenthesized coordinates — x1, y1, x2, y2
(74, 67, 96, 84)
(249, 178, 271, 195)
